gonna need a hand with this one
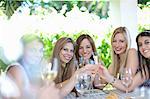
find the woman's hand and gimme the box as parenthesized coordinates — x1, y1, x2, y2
(97, 64, 114, 83)
(76, 64, 98, 76)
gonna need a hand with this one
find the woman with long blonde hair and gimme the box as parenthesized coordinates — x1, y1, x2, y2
(109, 27, 138, 77)
(98, 27, 139, 92)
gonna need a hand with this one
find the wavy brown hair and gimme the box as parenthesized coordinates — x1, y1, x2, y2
(51, 37, 76, 83)
(75, 34, 96, 62)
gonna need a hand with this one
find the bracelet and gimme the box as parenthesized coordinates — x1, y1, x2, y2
(110, 77, 117, 84)
(60, 83, 63, 88)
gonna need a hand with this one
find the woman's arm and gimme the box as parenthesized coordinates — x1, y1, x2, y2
(110, 71, 145, 92)
(6, 66, 24, 99)
(126, 48, 139, 75)
(57, 64, 98, 98)
(93, 64, 112, 89)
(99, 65, 145, 92)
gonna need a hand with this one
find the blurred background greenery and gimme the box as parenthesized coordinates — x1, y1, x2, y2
(0, 0, 149, 71)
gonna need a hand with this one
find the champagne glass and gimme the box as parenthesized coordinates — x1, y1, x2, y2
(79, 56, 84, 68)
(41, 58, 58, 84)
(92, 52, 105, 88)
(92, 52, 99, 64)
(121, 67, 133, 93)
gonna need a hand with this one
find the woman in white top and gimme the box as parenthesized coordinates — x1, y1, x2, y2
(5, 34, 60, 99)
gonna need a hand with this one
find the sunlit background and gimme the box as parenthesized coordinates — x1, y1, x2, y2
(0, 0, 149, 70)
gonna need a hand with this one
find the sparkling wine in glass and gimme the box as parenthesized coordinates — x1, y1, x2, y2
(79, 56, 84, 68)
(41, 58, 58, 83)
(92, 52, 99, 64)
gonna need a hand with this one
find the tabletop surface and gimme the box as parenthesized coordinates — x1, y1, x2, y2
(65, 89, 150, 99)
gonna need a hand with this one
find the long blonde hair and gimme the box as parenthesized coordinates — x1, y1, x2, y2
(111, 27, 131, 77)
(51, 37, 76, 83)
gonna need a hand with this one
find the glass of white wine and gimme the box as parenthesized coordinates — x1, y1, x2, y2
(92, 52, 106, 88)
(41, 58, 58, 84)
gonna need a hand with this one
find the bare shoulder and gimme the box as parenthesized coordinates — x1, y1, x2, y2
(126, 48, 139, 74)
(7, 65, 23, 79)
(128, 48, 138, 56)
(128, 48, 137, 53)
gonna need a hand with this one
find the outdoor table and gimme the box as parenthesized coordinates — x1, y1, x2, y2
(65, 89, 150, 99)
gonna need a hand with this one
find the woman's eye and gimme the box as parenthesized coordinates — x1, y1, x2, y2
(70, 49, 74, 52)
(79, 47, 83, 50)
(113, 40, 116, 43)
(87, 46, 91, 48)
(120, 40, 125, 43)
(86, 45, 91, 49)
(145, 41, 150, 45)
(63, 48, 67, 51)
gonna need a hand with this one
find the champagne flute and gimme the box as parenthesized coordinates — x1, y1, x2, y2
(79, 56, 84, 68)
(121, 67, 133, 93)
(92, 52, 104, 87)
(41, 58, 58, 84)
(92, 52, 99, 64)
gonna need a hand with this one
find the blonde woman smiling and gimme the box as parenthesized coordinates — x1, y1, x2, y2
(98, 27, 139, 91)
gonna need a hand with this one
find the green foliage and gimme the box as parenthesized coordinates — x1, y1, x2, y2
(40, 31, 94, 59)
(0, 0, 109, 19)
(138, 0, 150, 5)
(0, 0, 22, 19)
(97, 32, 111, 68)
(0, 0, 149, 19)
(0, 59, 7, 71)
(138, 25, 150, 33)
(40, 31, 112, 68)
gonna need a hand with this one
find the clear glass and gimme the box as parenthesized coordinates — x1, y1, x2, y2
(121, 67, 133, 93)
(75, 57, 93, 97)
(75, 73, 91, 96)
(92, 52, 99, 64)
(41, 58, 58, 84)
(92, 52, 105, 88)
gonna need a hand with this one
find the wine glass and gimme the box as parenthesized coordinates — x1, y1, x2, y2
(41, 58, 58, 84)
(121, 67, 133, 93)
(75, 73, 92, 96)
(75, 57, 92, 96)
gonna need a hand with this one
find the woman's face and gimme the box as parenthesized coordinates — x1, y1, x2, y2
(138, 36, 150, 59)
(112, 33, 127, 55)
(59, 42, 74, 64)
(23, 40, 44, 66)
(79, 38, 93, 60)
